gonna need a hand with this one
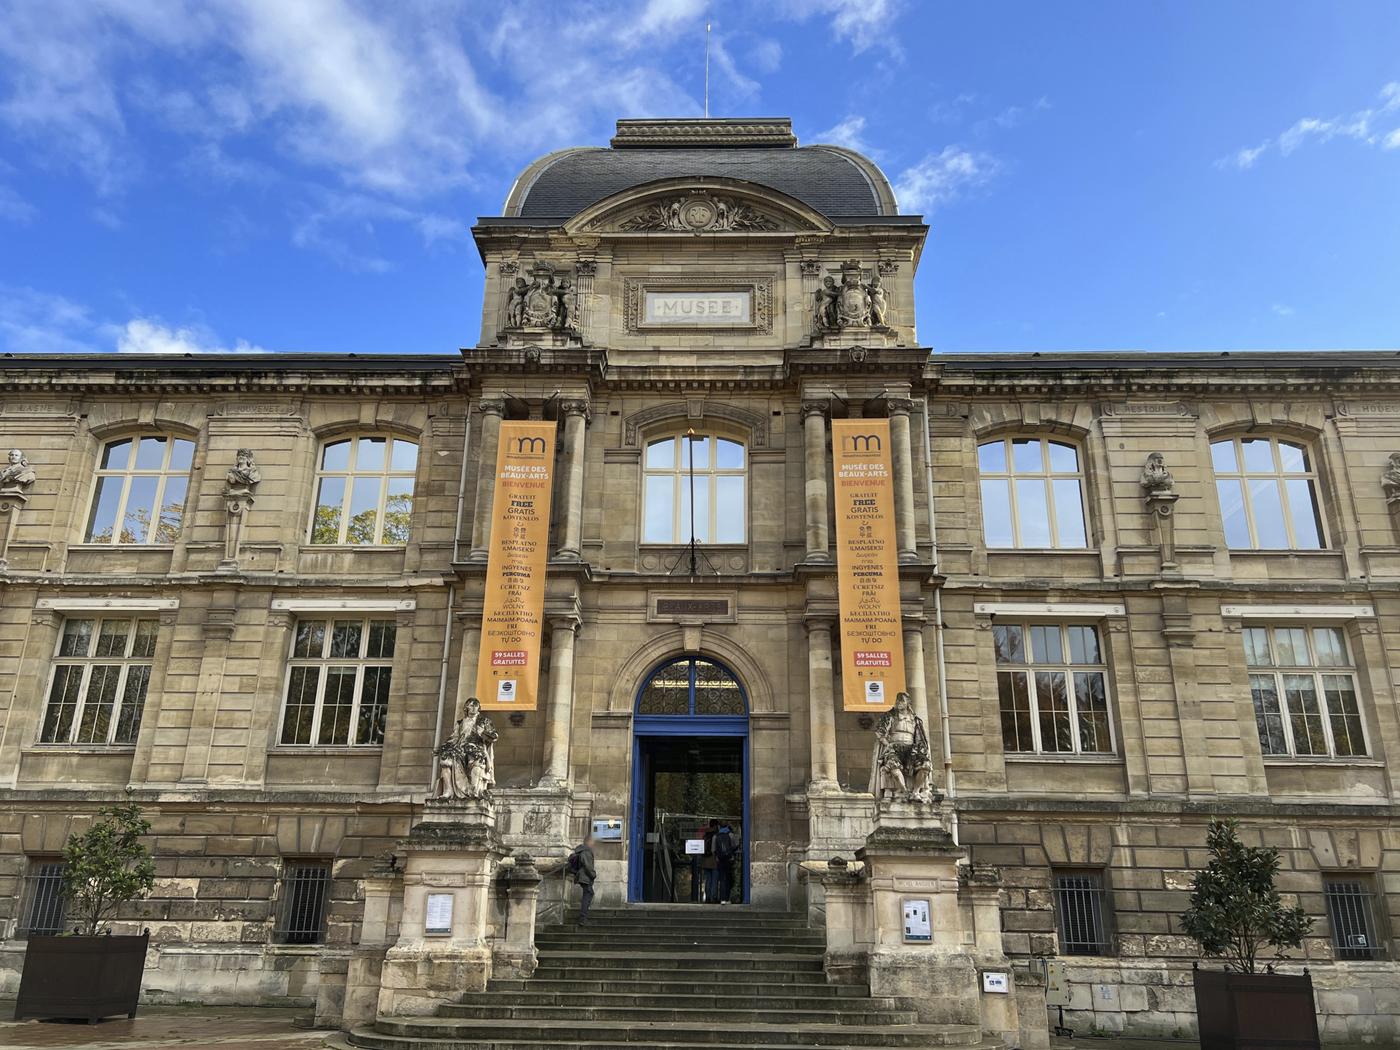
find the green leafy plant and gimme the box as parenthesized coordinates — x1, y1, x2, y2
(1180, 818, 1312, 973)
(61, 802, 156, 935)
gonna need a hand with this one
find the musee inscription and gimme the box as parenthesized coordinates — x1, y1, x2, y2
(644, 290, 751, 326)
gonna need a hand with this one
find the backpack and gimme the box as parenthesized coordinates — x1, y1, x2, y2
(566, 848, 582, 879)
(715, 830, 735, 861)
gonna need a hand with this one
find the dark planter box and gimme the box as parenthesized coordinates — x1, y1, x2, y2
(14, 932, 149, 1023)
(1193, 966, 1321, 1050)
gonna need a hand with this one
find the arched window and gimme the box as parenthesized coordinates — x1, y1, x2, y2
(978, 436, 1088, 549)
(643, 433, 746, 544)
(1211, 436, 1324, 550)
(85, 435, 195, 544)
(637, 657, 746, 716)
(309, 435, 417, 545)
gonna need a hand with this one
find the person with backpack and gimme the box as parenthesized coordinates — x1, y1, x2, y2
(713, 822, 737, 905)
(701, 818, 720, 903)
(567, 833, 597, 926)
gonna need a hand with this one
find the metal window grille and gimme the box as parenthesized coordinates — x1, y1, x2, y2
(20, 860, 67, 937)
(1055, 871, 1111, 955)
(277, 863, 330, 945)
(1325, 879, 1384, 960)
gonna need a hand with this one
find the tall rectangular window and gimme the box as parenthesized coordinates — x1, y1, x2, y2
(1054, 869, 1113, 955)
(1244, 625, 1366, 759)
(39, 617, 157, 746)
(1324, 876, 1385, 960)
(279, 618, 395, 747)
(978, 437, 1088, 549)
(85, 435, 195, 544)
(19, 857, 67, 937)
(994, 623, 1114, 756)
(1211, 436, 1325, 550)
(276, 861, 330, 945)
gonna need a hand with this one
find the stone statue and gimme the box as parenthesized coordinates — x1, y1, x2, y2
(506, 276, 530, 328)
(814, 276, 840, 330)
(1140, 451, 1174, 495)
(225, 448, 261, 490)
(866, 275, 888, 327)
(433, 697, 499, 801)
(1382, 453, 1400, 504)
(0, 449, 36, 494)
(868, 692, 934, 804)
(550, 276, 574, 330)
(504, 264, 577, 332)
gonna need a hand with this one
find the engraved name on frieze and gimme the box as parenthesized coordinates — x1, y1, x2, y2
(1337, 401, 1400, 418)
(1100, 402, 1192, 416)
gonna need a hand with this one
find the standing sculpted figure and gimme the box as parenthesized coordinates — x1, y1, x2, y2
(866, 275, 889, 327)
(868, 692, 934, 804)
(433, 697, 499, 801)
(505, 277, 530, 328)
(1382, 452, 1400, 503)
(814, 276, 840, 329)
(0, 449, 36, 493)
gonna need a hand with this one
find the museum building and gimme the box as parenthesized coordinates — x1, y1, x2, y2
(2, 117, 1400, 1044)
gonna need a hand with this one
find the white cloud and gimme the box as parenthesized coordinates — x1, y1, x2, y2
(1221, 81, 1400, 170)
(1217, 142, 1268, 170)
(893, 146, 999, 214)
(114, 317, 269, 354)
(0, 183, 36, 222)
(1271, 303, 1295, 318)
(814, 115, 873, 155)
(0, 286, 98, 354)
(773, 0, 902, 55)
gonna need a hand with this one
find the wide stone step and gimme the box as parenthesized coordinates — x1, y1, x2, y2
(510, 970, 847, 990)
(535, 950, 827, 972)
(435, 1003, 917, 1026)
(336, 1032, 1002, 1050)
(537, 936, 825, 953)
(481, 981, 874, 1000)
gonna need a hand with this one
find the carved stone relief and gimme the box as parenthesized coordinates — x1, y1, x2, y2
(605, 194, 779, 233)
(504, 262, 578, 333)
(813, 259, 890, 333)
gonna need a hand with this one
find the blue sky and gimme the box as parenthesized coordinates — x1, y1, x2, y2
(0, 0, 1397, 357)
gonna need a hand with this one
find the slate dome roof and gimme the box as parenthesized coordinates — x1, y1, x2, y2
(501, 118, 902, 222)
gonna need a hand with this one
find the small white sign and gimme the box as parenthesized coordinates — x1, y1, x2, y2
(685, 838, 706, 855)
(496, 679, 517, 703)
(902, 898, 931, 941)
(644, 290, 752, 326)
(593, 818, 624, 842)
(864, 680, 885, 704)
(982, 971, 1009, 994)
(425, 892, 454, 936)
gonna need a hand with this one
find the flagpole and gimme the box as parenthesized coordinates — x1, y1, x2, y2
(704, 21, 711, 119)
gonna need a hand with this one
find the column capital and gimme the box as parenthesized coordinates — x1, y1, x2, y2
(549, 615, 581, 634)
(478, 398, 506, 418)
(558, 398, 591, 422)
(800, 399, 830, 421)
(884, 396, 915, 418)
(804, 615, 836, 635)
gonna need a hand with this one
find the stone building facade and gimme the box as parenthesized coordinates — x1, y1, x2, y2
(1, 117, 1398, 1044)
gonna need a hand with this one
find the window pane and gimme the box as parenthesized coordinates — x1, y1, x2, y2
(312, 477, 346, 543)
(1285, 478, 1323, 549)
(645, 438, 675, 469)
(94, 620, 130, 658)
(980, 479, 1013, 548)
(679, 475, 711, 543)
(366, 621, 396, 659)
(383, 476, 413, 544)
(59, 619, 94, 657)
(1242, 438, 1275, 473)
(1274, 627, 1309, 666)
(121, 475, 158, 544)
(715, 476, 745, 543)
(114, 665, 150, 744)
(1047, 441, 1079, 472)
(345, 476, 382, 544)
(1067, 626, 1101, 665)
(694, 660, 745, 715)
(638, 660, 690, 714)
(1323, 676, 1365, 757)
(317, 668, 357, 745)
(75, 665, 120, 743)
(168, 438, 195, 473)
(293, 621, 326, 659)
(1243, 627, 1272, 666)
(1012, 438, 1043, 473)
(1217, 479, 1250, 548)
(1036, 670, 1073, 752)
(155, 475, 188, 543)
(390, 439, 417, 472)
(134, 436, 167, 470)
(1284, 674, 1327, 755)
(683, 434, 709, 469)
(86, 475, 123, 542)
(977, 441, 1007, 473)
(1052, 478, 1087, 547)
(1277, 442, 1307, 472)
(131, 619, 159, 659)
(321, 439, 351, 471)
(1312, 627, 1347, 667)
(1075, 672, 1112, 752)
(41, 666, 84, 742)
(356, 436, 386, 472)
(1211, 440, 1238, 473)
(356, 666, 390, 745)
(281, 667, 320, 744)
(330, 620, 363, 658)
(993, 624, 1024, 664)
(643, 475, 674, 543)
(100, 439, 132, 470)
(716, 439, 744, 469)
(1015, 479, 1051, 547)
(998, 671, 1033, 751)
(1251, 674, 1287, 755)
(1248, 478, 1289, 548)
(1030, 625, 1062, 664)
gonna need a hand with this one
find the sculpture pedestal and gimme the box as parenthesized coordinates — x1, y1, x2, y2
(0, 490, 28, 570)
(377, 799, 503, 1018)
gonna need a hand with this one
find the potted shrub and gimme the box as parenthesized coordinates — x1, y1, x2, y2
(14, 802, 156, 1023)
(1180, 818, 1319, 1050)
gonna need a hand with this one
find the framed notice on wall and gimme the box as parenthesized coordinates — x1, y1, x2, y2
(425, 893, 454, 936)
(831, 418, 906, 711)
(476, 420, 556, 710)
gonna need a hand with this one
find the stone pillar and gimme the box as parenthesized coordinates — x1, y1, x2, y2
(556, 399, 590, 560)
(886, 397, 918, 563)
(801, 400, 831, 562)
(540, 617, 579, 786)
(902, 618, 931, 732)
(806, 618, 838, 789)
(494, 852, 543, 978)
(335, 869, 401, 1028)
(468, 399, 505, 562)
(218, 488, 256, 572)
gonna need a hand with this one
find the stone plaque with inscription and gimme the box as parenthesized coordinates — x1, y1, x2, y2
(644, 291, 751, 326)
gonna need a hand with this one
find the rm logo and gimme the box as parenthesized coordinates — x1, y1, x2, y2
(512, 436, 547, 453)
(842, 433, 883, 453)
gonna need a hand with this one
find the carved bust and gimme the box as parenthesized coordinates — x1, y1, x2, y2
(225, 448, 262, 490)
(1140, 452, 1174, 495)
(1382, 452, 1400, 502)
(0, 449, 37, 494)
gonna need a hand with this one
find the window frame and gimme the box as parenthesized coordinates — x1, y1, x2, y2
(83, 434, 195, 546)
(1323, 874, 1387, 961)
(976, 435, 1091, 550)
(307, 433, 419, 547)
(276, 616, 396, 748)
(1243, 624, 1369, 760)
(993, 621, 1117, 757)
(640, 430, 749, 546)
(1210, 434, 1327, 551)
(18, 856, 68, 938)
(1053, 868, 1115, 956)
(38, 616, 157, 747)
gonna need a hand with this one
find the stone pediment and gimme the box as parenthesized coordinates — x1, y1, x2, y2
(566, 179, 832, 237)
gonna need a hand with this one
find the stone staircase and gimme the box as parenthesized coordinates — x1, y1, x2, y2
(337, 905, 1004, 1050)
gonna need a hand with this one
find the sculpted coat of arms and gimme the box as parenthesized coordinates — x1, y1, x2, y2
(505, 262, 577, 332)
(616, 194, 778, 233)
(814, 259, 890, 332)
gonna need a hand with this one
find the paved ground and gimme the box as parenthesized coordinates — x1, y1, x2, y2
(0, 1004, 1196, 1049)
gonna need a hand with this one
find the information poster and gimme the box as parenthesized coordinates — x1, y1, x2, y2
(476, 420, 555, 710)
(832, 418, 906, 711)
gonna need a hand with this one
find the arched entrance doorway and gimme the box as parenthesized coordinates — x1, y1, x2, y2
(628, 656, 749, 903)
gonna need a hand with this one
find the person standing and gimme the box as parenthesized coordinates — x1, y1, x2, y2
(713, 822, 737, 905)
(701, 819, 720, 904)
(569, 833, 597, 926)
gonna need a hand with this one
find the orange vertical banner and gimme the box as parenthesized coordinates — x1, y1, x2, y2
(832, 418, 906, 711)
(476, 420, 556, 710)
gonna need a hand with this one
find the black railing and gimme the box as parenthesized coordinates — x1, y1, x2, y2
(19, 861, 67, 937)
(275, 863, 330, 945)
(1326, 879, 1383, 960)
(1055, 872, 1111, 955)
